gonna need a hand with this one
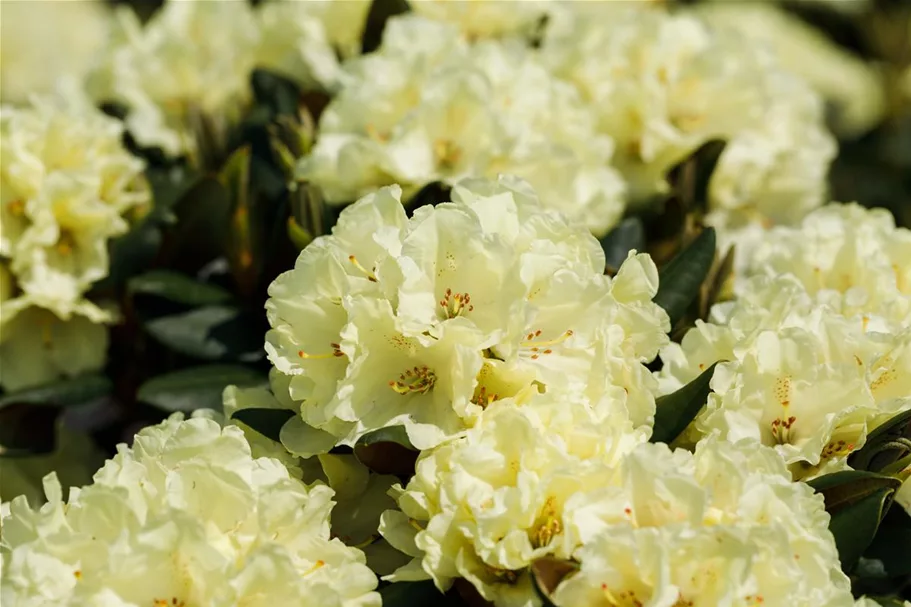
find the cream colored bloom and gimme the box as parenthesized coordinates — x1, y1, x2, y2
(91, 0, 260, 158)
(254, 0, 373, 91)
(267, 177, 669, 452)
(379, 392, 647, 604)
(659, 204, 911, 477)
(0, 415, 380, 607)
(299, 15, 626, 235)
(1, 94, 149, 316)
(410, 0, 551, 40)
(705, 71, 836, 260)
(541, 3, 835, 237)
(553, 438, 851, 607)
(696, 2, 885, 136)
(747, 204, 911, 330)
(0, 298, 110, 393)
(382, 419, 852, 606)
(0, 0, 113, 104)
(0, 94, 146, 391)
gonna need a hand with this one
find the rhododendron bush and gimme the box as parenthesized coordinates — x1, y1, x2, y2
(1, 1, 910, 606)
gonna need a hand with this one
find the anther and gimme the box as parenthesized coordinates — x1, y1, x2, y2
(348, 255, 378, 282)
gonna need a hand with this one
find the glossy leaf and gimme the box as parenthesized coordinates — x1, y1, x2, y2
(651, 362, 719, 445)
(808, 470, 902, 514)
(355, 426, 414, 449)
(699, 244, 735, 320)
(828, 487, 898, 570)
(850, 408, 911, 473)
(231, 408, 295, 443)
(653, 227, 717, 328)
(137, 365, 265, 413)
(600, 217, 645, 273)
(0, 375, 112, 410)
(143, 305, 264, 362)
(809, 470, 901, 570)
(666, 139, 727, 212)
(128, 270, 232, 306)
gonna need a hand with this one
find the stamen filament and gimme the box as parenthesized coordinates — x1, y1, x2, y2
(348, 255, 378, 282)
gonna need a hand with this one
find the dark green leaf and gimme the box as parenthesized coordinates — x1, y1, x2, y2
(143, 305, 264, 362)
(700, 244, 735, 320)
(147, 165, 202, 211)
(128, 270, 233, 306)
(651, 362, 720, 445)
(809, 470, 901, 570)
(666, 139, 727, 212)
(355, 426, 414, 450)
(250, 69, 302, 118)
(808, 470, 902, 515)
(0, 375, 112, 410)
(828, 487, 898, 570)
(850, 409, 911, 473)
(163, 176, 231, 270)
(530, 557, 579, 607)
(379, 581, 454, 606)
(600, 217, 645, 272)
(653, 227, 717, 328)
(100, 206, 170, 289)
(362, 0, 411, 54)
(231, 408, 295, 443)
(137, 365, 265, 413)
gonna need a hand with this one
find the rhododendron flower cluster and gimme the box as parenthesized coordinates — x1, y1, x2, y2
(266, 177, 669, 452)
(380, 398, 853, 606)
(660, 204, 911, 478)
(0, 415, 380, 607)
(0, 94, 149, 390)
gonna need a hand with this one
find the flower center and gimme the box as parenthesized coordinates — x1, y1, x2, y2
(821, 439, 855, 460)
(389, 365, 437, 395)
(56, 230, 76, 256)
(770, 416, 797, 445)
(439, 288, 473, 319)
(530, 497, 563, 549)
(521, 329, 573, 360)
(434, 139, 462, 170)
(471, 385, 498, 409)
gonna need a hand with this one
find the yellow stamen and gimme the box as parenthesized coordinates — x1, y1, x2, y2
(298, 343, 344, 360)
(348, 255, 378, 282)
(389, 365, 437, 395)
(439, 288, 474, 319)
